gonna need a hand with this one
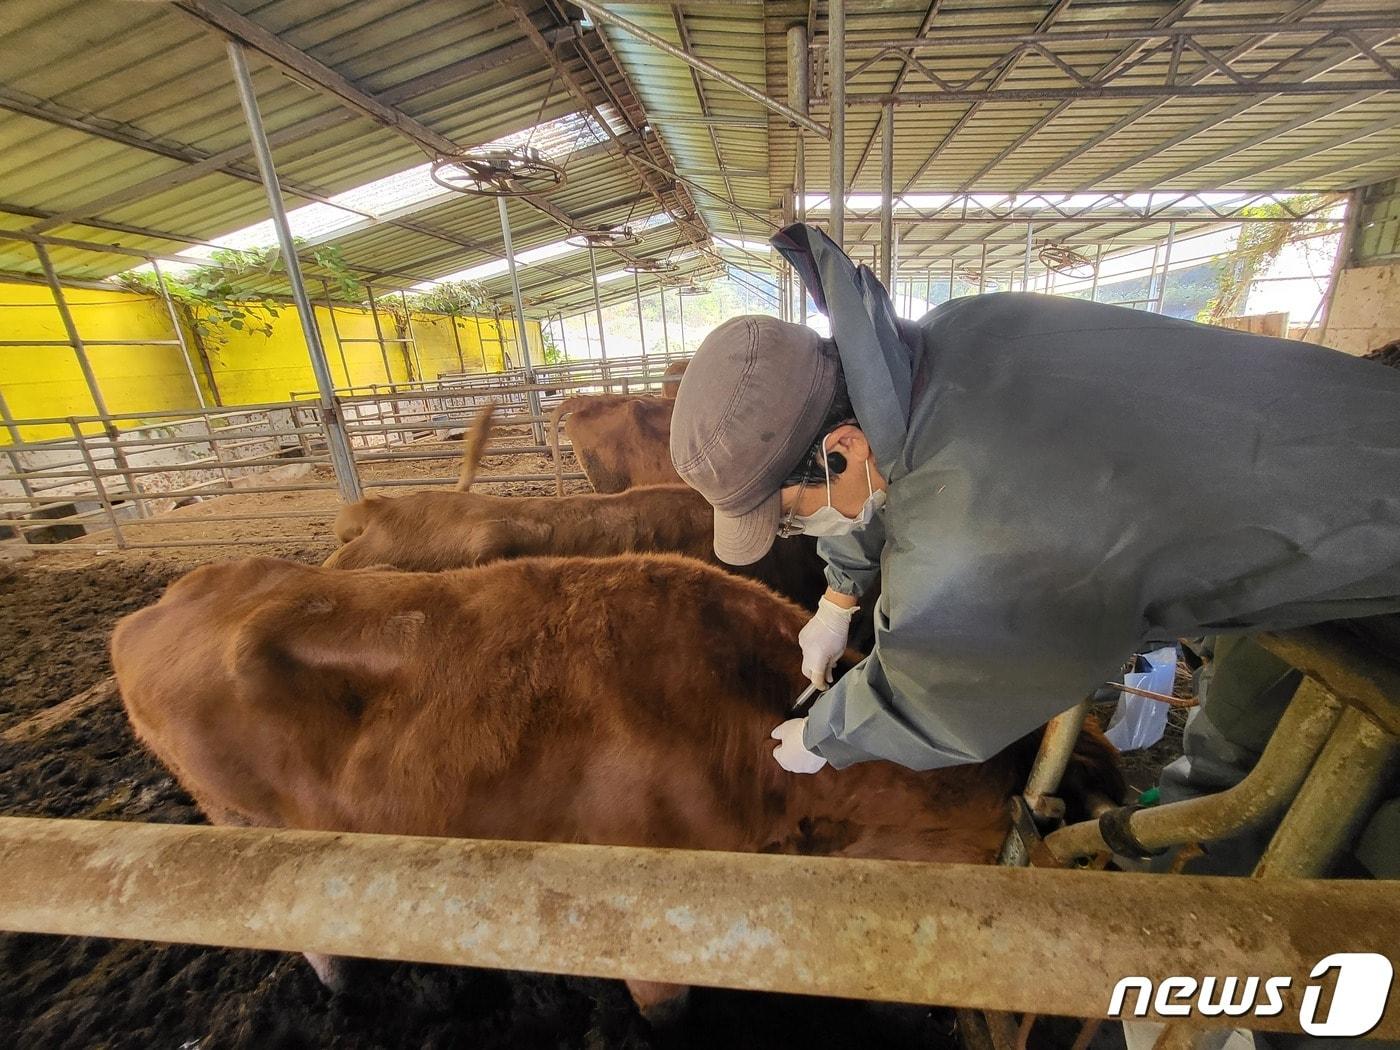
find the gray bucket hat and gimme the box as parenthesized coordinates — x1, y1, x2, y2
(669, 315, 840, 564)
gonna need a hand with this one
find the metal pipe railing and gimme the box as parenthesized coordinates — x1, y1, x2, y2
(1046, 679, 1345, 863)
(2, 380, 610, 550)
(1, 816, 1395, 1035)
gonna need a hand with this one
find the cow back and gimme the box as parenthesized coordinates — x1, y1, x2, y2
(113, 555, 1034, 863)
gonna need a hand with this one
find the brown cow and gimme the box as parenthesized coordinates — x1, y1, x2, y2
(328, 406, 831, 611)
(661, 357, 690, 398)
(329, 482, 827, 611)
(549, 394, 678, 495)
(113, 554, 1121, 1019)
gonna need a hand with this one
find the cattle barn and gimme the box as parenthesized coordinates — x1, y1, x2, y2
(1, 2, 1399, 1047)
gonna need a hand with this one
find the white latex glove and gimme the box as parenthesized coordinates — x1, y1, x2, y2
(798, 595, 857, 690)
(770, 718, 828, 774)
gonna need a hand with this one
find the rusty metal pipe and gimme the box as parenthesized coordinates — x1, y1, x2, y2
(1024, 699, 1090, 808)
(2, 817, 1398, 1034)
(1047, 679, 1344, 863)
(1254, 706, 1400, 879)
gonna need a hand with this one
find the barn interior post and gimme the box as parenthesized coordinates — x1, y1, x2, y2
(149, 256, 209, 409)
(363, 282, 396, 391)
(1090, 245, 1103, 301)
(33, 243, 113, 424)
(33, 241, 145, 516)
(320, 279, 354, 387)
(495, 196, 544, 446)
(469, 313, 490, 372)
(789, 18, 808, 327)
(658, 281, 671, 356)
(398, 289, 426, 382)
(633, 273, 646, 354)
(1023, 222, 1034, 292)
(879, 102, 894, 287)
(587, 245, 608, 362)
(555, 312, 569, 362)
(226, 41, 362, 503)
(1154, 222, 1177, 313)
(448, 310, 467, 374)
(828, 0, 845, 248)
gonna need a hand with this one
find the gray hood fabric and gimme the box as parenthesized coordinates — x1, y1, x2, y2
(772, 222, 1400, 771)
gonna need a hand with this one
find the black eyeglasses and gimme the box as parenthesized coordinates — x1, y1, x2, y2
(777, 473, 811, 538)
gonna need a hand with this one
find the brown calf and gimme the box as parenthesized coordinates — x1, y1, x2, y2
(327, 482, 828, 611)
(550, 394, 678, 495)
(112, 554, 1121, 1017)
(327, 405, 830, 610)
(661, 357, 689, 398)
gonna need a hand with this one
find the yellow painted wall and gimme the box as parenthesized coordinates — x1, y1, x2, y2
(0, 280, 537, 444)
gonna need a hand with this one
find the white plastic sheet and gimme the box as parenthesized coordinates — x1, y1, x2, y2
(1105, 645, 1179, 751)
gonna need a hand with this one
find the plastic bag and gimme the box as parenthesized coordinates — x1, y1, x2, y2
(1105, 645, 1178, 751)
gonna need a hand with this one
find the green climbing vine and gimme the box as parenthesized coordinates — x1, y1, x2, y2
(1201, 194, 1340, 324)
(115, 239, 362, 349)
(401, 279, 488, 318)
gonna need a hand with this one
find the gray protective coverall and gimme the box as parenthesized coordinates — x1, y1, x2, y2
(772, 223, 1400, 770)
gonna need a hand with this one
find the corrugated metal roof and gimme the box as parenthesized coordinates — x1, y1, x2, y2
(0, 0, 1396, 316)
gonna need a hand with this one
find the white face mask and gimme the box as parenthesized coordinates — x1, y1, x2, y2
(785, 443, 886, 538)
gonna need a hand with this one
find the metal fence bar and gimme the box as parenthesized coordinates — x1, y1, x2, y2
(0, 389, 35, 501)
(66, 418, 125, 549)
(1, 372, 631, 550)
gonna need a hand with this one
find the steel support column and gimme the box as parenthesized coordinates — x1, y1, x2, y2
(32, 243, 112, 424)
(448, 313, 467, 373)
(633, 274, 647, 355)
(320, 280, 353, 387)
(150, 257, 209, 409)
(228, 41, 362, 502)
(33, 242, 144, 514)
(1023, 222, 1034, 292)
(1154, 222, 1176, 313)
(828, 0, 845, 249)
(363, 283, 395, 384)
(658, 283, 671, 356)
(789, 22, 811, 326)
(587, 245, 608, 361)
(495, 196, 543, 445)
(555, 312, 570, 363)
(879, 102, 894, 287)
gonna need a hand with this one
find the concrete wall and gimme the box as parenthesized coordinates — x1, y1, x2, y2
(1322, 264, 1400, 356)
(0, 280, 538, 444)
(1320, 181, 1400, 356)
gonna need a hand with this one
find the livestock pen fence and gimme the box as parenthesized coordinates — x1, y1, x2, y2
(0, 352, 686, 553)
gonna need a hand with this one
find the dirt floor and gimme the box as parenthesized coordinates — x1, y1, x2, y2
(0, 433, 980, 1050)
